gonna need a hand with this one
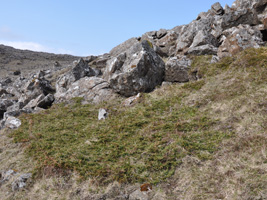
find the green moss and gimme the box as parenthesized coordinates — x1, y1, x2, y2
(146, 40, 153, 49)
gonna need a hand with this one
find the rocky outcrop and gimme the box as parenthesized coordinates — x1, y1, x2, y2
(104, 40, 165, 97)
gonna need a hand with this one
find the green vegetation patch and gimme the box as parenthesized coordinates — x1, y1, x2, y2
(11, 90, 232, 184)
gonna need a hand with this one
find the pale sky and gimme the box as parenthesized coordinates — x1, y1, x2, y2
(0, 0, 234, 56)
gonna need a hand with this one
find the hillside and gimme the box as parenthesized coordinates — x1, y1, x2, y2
(0, 0, 267, 199)
(0, 44, 79, 78)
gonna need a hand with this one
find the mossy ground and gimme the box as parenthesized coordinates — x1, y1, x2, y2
(4, 47, 267, 199)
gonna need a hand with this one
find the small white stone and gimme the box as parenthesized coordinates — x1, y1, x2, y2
(98, 108, 108, 120)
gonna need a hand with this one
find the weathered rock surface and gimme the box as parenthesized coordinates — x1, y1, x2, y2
(218, 24, 264, 58)
(164, 56, 191, 82)
(104, 40, 165, 97)
(110, 38, 140, 57)
(56, 77, 116, 103)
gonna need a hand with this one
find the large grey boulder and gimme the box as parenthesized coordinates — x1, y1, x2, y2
(55, 77, 116, 104)
(218, 24, 263, 58)
(104, 40, 165, 97)
(165, 56, 192, 83)
(110, 38, 140, 57)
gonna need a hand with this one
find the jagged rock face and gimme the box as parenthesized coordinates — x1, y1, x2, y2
(55, 58, 99, 99)
(164, 56, 191, 83)
(176, 18, 215, 54)
(104, 40, 165, 97)
(72, 59, 98, 81)
(218, 25, 263, 58)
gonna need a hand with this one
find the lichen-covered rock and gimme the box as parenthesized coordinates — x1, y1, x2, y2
(164, 56, 191, 82)
(104, 40, 165, 97)
(218, 24, 263, 58)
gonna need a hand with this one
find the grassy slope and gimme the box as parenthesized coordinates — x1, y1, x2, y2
(2, 47, 267, 199)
